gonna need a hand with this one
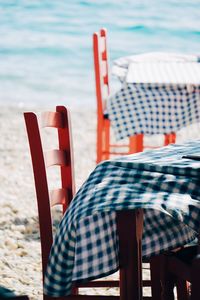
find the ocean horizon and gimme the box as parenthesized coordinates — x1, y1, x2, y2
(0, 0, 200, 109)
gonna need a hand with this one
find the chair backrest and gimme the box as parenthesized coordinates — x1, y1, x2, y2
(24, 106, 75, 282)
(93, 28, 110, 119)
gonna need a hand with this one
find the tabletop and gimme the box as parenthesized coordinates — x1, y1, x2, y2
(44, 139, 200, 297)
(126, 62, 200, 85)
(107, 52, 200, 140)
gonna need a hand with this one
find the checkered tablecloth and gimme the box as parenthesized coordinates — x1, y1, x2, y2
(108, 53, 200, 140)
(44, 140, 200, 297)
(108, 83, 200, 140)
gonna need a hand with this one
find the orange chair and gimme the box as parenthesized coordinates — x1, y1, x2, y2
(24, 105, 149, 300)
(93, 28, 176, 163)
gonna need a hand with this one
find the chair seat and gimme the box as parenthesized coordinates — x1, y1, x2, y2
(173, 245, 198, 265)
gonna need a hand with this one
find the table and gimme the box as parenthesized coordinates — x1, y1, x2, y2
(107, 52, 200, 140)
(44, 139, 200, 297)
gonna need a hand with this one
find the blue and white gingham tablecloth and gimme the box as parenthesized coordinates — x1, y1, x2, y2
(44, 140, 200, 296)
(107, 53, 200, 140)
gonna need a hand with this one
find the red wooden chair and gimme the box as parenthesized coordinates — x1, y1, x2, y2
(93, 28, 176, 164)
(24, 105, 149, 300)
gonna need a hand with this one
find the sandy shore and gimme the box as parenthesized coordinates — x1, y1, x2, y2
(1, 104, 200, 299)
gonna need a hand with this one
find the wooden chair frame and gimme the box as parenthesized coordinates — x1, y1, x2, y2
(160, 242, 200, 300)
(93, 28, 143, 163)
(24, 105, 148, 300)
(93, 28, 176, 163)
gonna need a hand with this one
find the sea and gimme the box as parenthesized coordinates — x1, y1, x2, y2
(0, 0, 200, 109)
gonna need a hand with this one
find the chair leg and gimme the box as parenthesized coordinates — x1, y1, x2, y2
(129, 134, 143, 153)
(150, 256, 162, 300)
(176, 279, 190, 300)
(97, 123, 104, 164)
(160, 255, 176, 300)
(191, 254, 200, 300)
(116, 209, 143, 300)
(164, 133, 176, 145)
(103, 119, 110, 160)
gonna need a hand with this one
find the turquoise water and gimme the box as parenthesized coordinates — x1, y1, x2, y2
(0, 0, 200, 108)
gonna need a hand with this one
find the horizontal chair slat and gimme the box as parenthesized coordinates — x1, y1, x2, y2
(77, 279, 151, 288)
(40, 111, 64, 128)
(59, 296, 119, 300)
(103, 75, 108, 84)
(49, 296, 120, 300)
(102, 50, 107, 61)
(45, 149, 68, 167)
(50, 188, 69, 207)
